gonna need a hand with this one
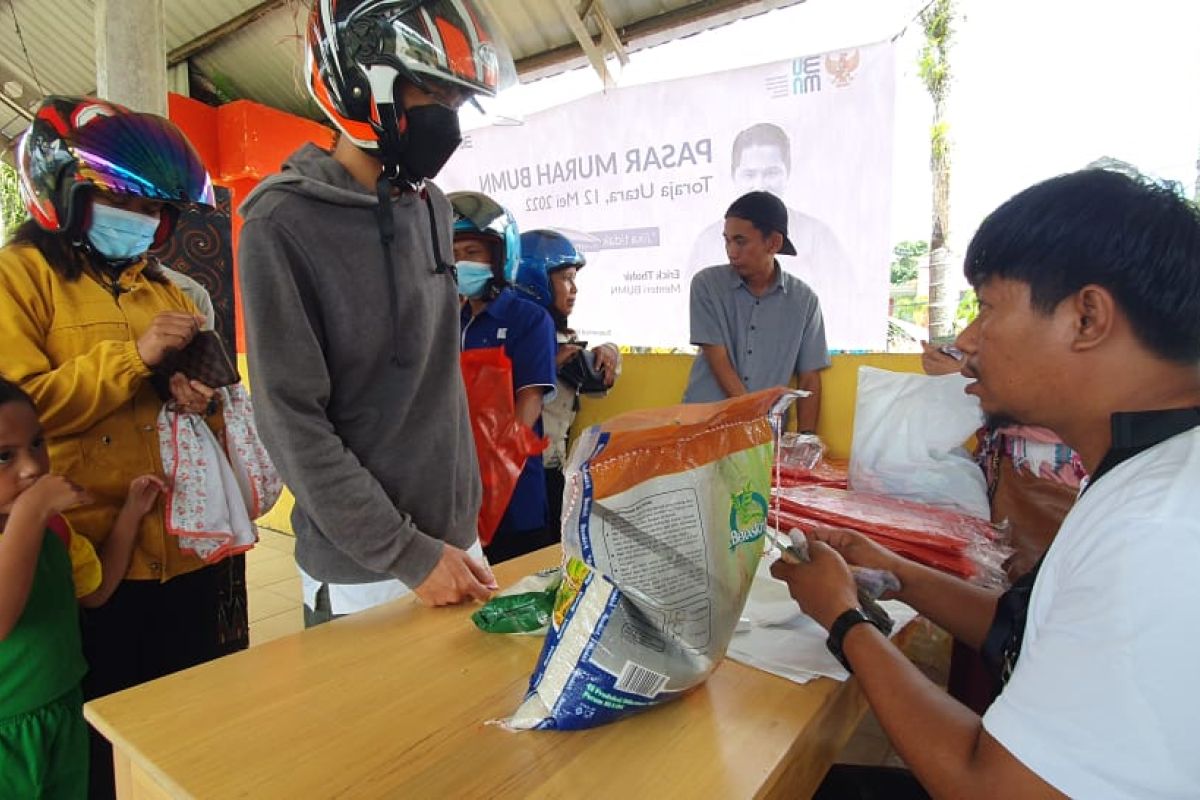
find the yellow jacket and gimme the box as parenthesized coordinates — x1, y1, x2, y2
(0, 243, 210, 581)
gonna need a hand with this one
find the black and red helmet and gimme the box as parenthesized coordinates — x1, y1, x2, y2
(16, 95, 214, 246)
(306, 0, 515, 151)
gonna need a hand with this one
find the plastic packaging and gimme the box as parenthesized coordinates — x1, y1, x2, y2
(848, 367, 990, 519)
(775, 458, 849, 489)
(770, 485, 1009, 588)
(472, 568, 561, 635)
(779, 432, 826, 471)
(504, 388, 799, 730)
(460, 347, 548, 545)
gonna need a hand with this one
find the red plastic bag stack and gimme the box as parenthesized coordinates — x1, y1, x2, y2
(775, 458, 849, 489)
(461, 347, 548, 546)
(769, 485, 1007, 586)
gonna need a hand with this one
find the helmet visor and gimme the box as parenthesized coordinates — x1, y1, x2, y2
(72, 111, 214, 207)
(450, 191, 510, 238)
(380, 0, 517, 100)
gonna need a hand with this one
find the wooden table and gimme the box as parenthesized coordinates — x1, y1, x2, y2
(85, 548, 873, 799)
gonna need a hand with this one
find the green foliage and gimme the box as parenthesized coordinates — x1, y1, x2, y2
(1, 161, 27, 240)
(893, 295, 928, 325)
(206, 71, 242, 104)
(955, 289, 978, 332)
(918, 0, 955, 104)
(890, 240, 929, 285)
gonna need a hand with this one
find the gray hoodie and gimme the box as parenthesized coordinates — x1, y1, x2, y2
(238, 144, 480, 588)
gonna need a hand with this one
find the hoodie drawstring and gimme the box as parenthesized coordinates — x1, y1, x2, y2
(373, 177, 458, 367)
(374, 176, 405, 367)
(423, 192, 457, 278)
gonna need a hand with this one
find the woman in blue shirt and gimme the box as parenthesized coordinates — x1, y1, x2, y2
(451, 192, 558, 563)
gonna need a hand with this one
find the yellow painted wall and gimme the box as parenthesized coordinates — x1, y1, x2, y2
(249, 352, 924, 534)
(570, 352, 923, 459)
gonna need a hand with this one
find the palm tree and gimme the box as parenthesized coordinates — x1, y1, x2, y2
(919, 0, 955, 341)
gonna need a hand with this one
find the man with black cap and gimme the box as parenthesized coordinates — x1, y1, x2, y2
(682, 190, 829, 431)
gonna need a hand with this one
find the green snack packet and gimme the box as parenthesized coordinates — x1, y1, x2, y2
(471, 568, 561, 635)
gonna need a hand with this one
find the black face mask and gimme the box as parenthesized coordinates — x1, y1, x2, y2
(399, 104, 462, 181)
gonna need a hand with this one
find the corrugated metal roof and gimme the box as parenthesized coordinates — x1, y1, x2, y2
(0, 0, 804, 153)
(0, 0, 273, 149)
(191, 3, 316, 118)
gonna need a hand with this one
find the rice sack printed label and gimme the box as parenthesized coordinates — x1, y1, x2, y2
(506, 388, 797, 730)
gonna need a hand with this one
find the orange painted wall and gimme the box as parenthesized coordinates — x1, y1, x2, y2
(167, 93, 333, 351)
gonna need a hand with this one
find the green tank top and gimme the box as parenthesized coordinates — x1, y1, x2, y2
(0, 529, 87, 719)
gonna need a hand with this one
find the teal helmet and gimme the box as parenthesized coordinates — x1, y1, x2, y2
(514, 229, 586, 311)
(448, 190, 519, 281)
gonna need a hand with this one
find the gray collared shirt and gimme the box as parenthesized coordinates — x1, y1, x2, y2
(683, 262, 830, 403)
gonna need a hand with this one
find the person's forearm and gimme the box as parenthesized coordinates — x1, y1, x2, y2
(701, 345, 747, 398)
(845, 622, 1063, 797)
(80, 506, 141, 608)
(842, 625, 993, 796)
(892, 558, 999, 649)
(0, 507, 48, 639)
(796, 371, 821, 431)
(514, 386, 544, 428)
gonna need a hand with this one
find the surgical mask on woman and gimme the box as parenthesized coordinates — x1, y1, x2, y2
(455, 261, 493, 298)
(87, 204, 160, 261)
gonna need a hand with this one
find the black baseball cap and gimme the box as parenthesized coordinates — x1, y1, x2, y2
(725, 191, 797, 256)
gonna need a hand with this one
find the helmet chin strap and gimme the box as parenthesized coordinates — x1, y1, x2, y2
(366, 76, 456, 368)
(376, 101, 418, 188)
(365, 64, 419, 189)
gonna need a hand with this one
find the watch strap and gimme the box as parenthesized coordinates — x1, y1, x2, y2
(826, 607, 878, 673)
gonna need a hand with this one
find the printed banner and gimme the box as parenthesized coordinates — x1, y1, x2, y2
(441, 41, 896, 350)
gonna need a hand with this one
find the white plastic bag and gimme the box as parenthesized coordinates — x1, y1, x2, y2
(848, 366, 989, 519)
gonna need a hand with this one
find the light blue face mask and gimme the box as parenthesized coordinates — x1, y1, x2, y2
(87, 203, 160, 261)
(455, 261, 494, 299)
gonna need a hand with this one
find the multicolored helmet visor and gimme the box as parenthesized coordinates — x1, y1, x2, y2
(18, 96, 214, 232)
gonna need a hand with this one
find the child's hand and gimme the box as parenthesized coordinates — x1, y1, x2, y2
(13, 474, 92, 519)
(123, 475, 167, 518)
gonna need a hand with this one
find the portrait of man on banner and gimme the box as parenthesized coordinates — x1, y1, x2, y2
(684, 122, 859, 343)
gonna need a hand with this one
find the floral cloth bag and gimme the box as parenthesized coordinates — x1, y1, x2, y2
(158, 384, 283, 562)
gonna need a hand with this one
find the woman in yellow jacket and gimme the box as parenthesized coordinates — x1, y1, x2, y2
(0, 96, 228, 799)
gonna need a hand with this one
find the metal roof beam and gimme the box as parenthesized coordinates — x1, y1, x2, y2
(551, 0, 618, 87)
(167, 0, 291, 66)
(590, 3, 630, 68)
(517, 0, 805, 80)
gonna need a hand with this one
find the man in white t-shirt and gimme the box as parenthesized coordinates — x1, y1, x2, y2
(771, 169, 1200, 799)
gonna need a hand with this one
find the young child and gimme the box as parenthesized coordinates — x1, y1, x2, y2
(0, 378, 163, 798)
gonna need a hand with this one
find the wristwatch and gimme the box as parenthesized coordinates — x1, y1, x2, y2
(826, 607, 883, 674)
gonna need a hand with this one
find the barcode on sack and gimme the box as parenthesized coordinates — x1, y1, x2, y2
(614, 661, 668, 698)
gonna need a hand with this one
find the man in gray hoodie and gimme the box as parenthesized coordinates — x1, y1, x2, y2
(237, 0, 514, 621)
